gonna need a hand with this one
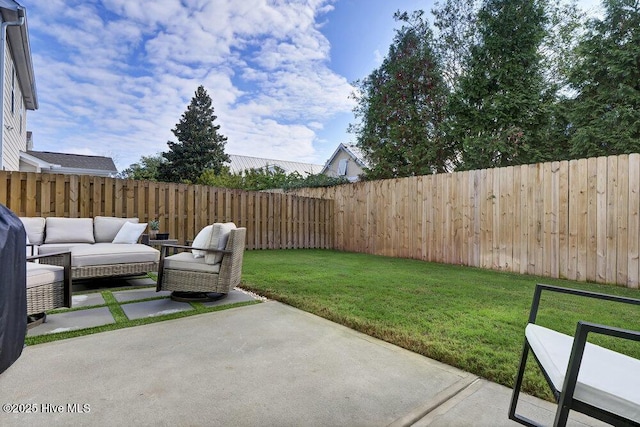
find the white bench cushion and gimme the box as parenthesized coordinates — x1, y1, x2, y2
(526, 323, 640, 422)
(38, 243, 91, 254)
(26, 263, 64, 288)
(163, 252, 220, 273)
(71, 243, 159, 267)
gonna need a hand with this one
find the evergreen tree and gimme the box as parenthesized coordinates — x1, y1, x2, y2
(449, 0, 550, 170)
(431, 0, 480, 90)
(567, 0, 640, 158)
(158, 86, 229, 183)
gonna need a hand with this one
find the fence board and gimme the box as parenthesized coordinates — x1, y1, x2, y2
(585, 158, 598, 282)
(617, 155, 629, 285)
(606, 156, 618, 284)
(628, 154, 640, 288)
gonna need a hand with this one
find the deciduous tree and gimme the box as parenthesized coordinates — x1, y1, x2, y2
(118, 154, 164, 181)
(349, 11, 453, 179)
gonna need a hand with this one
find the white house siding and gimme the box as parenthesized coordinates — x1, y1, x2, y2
(324, 149, 363, 180)
(2, 39, 26, 171)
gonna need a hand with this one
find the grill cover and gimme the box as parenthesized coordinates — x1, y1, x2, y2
(0, 204, 26, 374)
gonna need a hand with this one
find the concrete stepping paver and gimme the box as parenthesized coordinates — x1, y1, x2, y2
(113, 288, 170, 303)
(27, 307, 115, 337)
(122, 277, 156, 287)
(71, 292, 106, 308)
(120, 298, 193, 320)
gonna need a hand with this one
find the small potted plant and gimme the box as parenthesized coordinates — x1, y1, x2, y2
(148, 219, 160, 239)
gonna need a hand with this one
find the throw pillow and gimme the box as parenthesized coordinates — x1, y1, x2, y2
(191, 225, 213, 258)
(94, 216, 139, 242)
(204, 222, 236, 265)
(112, 222, 147, 244)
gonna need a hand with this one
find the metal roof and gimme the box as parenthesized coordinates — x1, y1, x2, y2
(228, 154, 323, 176)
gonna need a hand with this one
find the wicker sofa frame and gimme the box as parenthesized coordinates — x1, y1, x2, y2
(43, 257, 158, 280)
(26, 251, 72, 316)
(156, 227, 246, 295)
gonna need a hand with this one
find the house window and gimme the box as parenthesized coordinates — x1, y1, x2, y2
(338, 159, 348, 176)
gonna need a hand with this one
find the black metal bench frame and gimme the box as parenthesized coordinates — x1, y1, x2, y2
(509, 284, 640, 427)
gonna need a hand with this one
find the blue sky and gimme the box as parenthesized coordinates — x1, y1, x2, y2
(22, 0, 601, 171)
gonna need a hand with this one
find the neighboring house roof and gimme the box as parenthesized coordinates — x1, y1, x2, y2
(0, 1, 37, 110)
(22, 151, 117, 176)
(228, 154, 323, 176)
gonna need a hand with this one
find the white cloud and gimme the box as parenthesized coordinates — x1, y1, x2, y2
(24, 0, 354, 170)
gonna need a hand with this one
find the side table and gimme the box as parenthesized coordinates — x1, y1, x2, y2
(141, 235, 179, 256)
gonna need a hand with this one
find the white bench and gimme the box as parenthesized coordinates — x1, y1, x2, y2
(509, 284, 640, 426)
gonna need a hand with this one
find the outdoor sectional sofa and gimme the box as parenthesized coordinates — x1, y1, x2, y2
(20, 216, 160, 280)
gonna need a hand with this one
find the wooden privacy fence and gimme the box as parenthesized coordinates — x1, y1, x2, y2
(294, 153, 640, 289)
(0, 172, 333, 250)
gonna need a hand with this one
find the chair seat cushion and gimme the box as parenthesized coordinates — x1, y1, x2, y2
(70, 243, 159, 267)
(163, 252, 220, 274)
(26, 263, 64, 288)
(526, 324, 640, 422)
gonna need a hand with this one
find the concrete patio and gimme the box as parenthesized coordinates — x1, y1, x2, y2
(1, 289, 606, 427)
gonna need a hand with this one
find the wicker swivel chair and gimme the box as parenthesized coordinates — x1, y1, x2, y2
(156, 226, 246, 302)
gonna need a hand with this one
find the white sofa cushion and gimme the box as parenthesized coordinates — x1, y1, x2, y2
(112, 222, 147, 244)
(204, 222, 236, 265)
(26, 263, 65, 288)
(526, 323, 640, 423)
(71, 243, 159, 267)
(163, 252, 221, 273)
(38, 243, 91, 255)
(191, 225, 213, 258)
(94, 216, 139, 243)
(46, 217, 95, 244)
(20, 217, 46, 245)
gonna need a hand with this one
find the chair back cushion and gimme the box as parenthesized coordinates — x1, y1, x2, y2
(19, 217, 46, 245)
(45, 218, 95, 244)
(205, 222, 236, 265)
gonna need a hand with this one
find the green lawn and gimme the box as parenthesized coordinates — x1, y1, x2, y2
(240, 249, 640, 400)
